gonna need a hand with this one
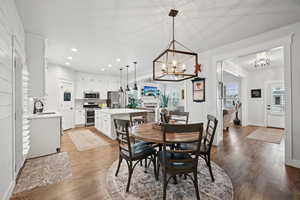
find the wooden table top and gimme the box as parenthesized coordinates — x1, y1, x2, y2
(130, 123, 199, 144)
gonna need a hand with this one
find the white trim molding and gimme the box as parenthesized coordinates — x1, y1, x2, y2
(3, 181, 15, 200)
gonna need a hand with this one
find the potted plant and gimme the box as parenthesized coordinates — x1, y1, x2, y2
(160, 93, 169, 108)
(233, 95, 242, 126)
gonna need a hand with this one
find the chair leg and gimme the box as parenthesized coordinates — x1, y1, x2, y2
(163, 170, 167, 200)
(126, 162, 133, 192)
(152, 156, 157, 179)
(115, 157, 123, 177)
(206, 154, 215, 182)
(156, 162, 160, 181)
(144, 158, 148, 173)
(193, 171, 200, 200)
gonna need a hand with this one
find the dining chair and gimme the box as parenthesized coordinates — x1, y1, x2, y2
(180, 114, 218, 182)
(169, 111, 189, 124)
(157, 123, 204, 200)
(114, 119, 157, 192)
(130, 112, 147, 126)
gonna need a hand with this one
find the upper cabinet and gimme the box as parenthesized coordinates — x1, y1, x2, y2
(26, 33, 46, 97)
(75, 73, 119, 99)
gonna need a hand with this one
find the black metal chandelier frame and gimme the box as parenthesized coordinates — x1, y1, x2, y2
(153, 9, 199, 82)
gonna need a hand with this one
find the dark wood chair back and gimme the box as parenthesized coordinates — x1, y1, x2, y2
(169, 111, 189, 124)
(113, 119, 133, 158)
(162, 123, 203, 165)
(203, 115, 218, 153)
(130, 112, 147, 126)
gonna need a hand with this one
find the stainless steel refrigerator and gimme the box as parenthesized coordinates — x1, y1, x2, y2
(107, 91, 125, 108)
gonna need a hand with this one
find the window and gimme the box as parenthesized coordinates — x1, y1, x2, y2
(224, 83, 239, 108)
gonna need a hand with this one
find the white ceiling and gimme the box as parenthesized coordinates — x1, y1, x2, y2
(15, 0, 300, 76)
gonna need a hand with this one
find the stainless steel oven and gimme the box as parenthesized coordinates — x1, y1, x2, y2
(85, 109, 95, 126)
(84, 92, 100, 99)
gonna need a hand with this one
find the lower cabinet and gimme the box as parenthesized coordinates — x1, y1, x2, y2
(75, 110, 85, 126)
(95, 110, 114, 139)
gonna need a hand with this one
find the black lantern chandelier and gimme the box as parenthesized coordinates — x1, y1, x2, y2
(153, 9, 200, 82)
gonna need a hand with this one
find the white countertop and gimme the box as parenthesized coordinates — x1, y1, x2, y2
(98, 108, 151, 115)
(28, 112, 62, 119)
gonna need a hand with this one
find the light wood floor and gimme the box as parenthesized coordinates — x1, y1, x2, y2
(11, 126, 300, 200)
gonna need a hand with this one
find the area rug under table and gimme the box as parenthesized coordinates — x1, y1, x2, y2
(13, 152, 72, 194)
(106, 159, 233, 200)
(68, 129, 109, 151)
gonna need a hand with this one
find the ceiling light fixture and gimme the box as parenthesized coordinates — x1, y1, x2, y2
(101, 68, 105, 71)
(153, 9, 200, 82)
(125, 65, 130, 91)
(108, 64, 112, 67)
(65, 62, 70, 66)
(67, 56, 73, 60)
(133, 61, 138, 90)
(254, 51, 271, 68)
(119, 68, 124, 92)
(116, 58, 121, 62)
(71, 48, 78, 52)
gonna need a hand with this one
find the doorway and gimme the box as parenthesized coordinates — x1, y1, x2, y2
(12, 48, 24, 176)
(59, 80, 74, 130)
(218, 46, 285, 129)
(216, 44, 288, 152)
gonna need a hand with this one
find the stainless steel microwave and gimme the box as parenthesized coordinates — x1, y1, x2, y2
(83, 92, 100, 99)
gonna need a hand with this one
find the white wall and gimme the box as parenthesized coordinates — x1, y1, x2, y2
(0, 0, 25, 199)
(185, 54, 209, 123)
(186, 22, 300, 168)
(247, 67, 284, 126)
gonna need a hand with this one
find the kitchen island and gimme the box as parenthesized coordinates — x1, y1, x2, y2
(95, 108, 152, 140)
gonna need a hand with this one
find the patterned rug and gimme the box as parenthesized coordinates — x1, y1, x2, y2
(68, 129, 109, 151)
(106, 158, 233, 200)
(13, 152, 72, 194)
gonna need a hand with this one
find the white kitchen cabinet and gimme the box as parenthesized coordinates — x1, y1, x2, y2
(75, 109, 85, 126)
(95, 110, 100, 130)
(28, 114, 62, 158)
(26, 33, 46, 97)
(75, 73, 119, 100)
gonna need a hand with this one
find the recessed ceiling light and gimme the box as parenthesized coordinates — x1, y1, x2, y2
(67, 56, 73, 60)
(65, 62, 70, 66)
(116, 58, 121, 62)
(101, 68, 105, 71)
(71, 48, 78, 52)
(108, 64, 112, 67)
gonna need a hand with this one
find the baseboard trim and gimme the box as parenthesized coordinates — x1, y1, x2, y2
(3, 180, 15, 200)
(247, 123, 265, 127)
(286, 159, 300, 169)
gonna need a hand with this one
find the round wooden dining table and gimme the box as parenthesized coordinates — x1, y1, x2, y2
(131, 123, 200, 144)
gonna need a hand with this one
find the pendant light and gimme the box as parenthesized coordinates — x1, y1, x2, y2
(133, 61, 138, 90)
(119, 68, 124, 92)
(153, 9, 200, 82)
(125, 65, 130, 91)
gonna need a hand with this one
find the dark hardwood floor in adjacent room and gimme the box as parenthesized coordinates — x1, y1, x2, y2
(11, 126, 300, 200)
